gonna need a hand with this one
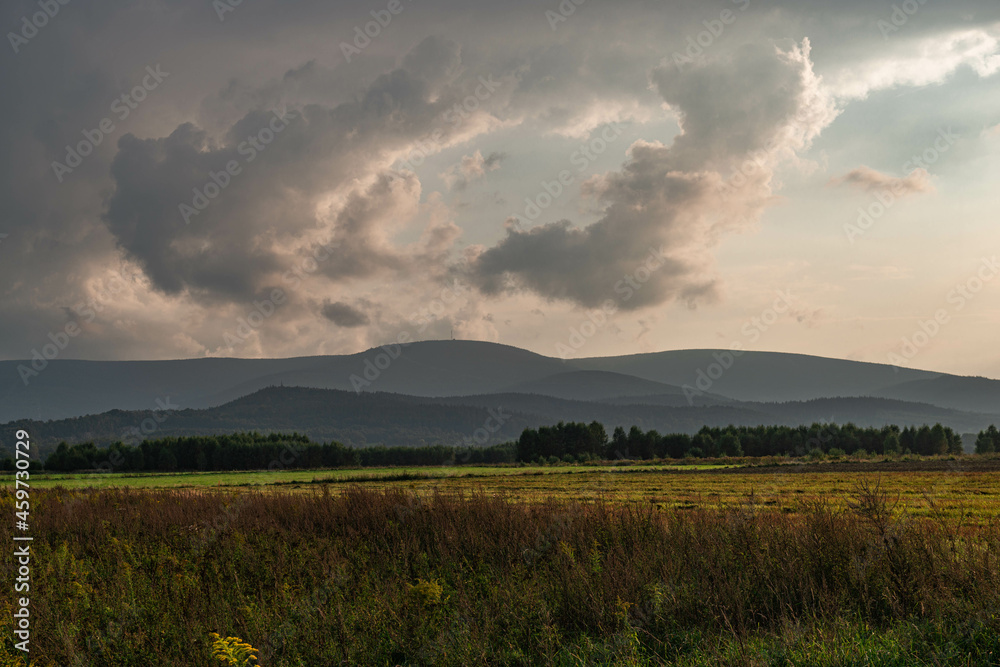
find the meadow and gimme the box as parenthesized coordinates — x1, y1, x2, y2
(2, 462, 735, 491)
(3, 456, 1000, 665)
(8, 455, 1000, 520)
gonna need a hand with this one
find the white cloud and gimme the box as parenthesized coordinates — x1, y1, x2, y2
(828, 28, 1000, 100)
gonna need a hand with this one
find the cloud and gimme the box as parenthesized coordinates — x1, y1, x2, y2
(830, 166, 934, 196)
(789, 305, 825, 329)
(651, 41, 836, 171)
(827, 28, 1000, 99)
(2, 0, 999, 363)
(102, 37, 487, 304)
(321, 301, 371, 327)
(466, 40, 837, 312)
(314, 174, 463, 285)
(440, 150, 506, 190)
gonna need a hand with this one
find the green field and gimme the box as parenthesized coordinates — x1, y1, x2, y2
(9, 456, 1000, 520)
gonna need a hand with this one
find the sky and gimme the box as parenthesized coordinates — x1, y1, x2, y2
(1, 0, 999, 377)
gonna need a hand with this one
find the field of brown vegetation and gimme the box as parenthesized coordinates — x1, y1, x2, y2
(3, 479, 1000, 665)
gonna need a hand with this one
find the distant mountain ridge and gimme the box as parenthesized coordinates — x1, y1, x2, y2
(2, 384, 997, 460)
(1, 340, 998, 426)
(499, 370, 729, 403)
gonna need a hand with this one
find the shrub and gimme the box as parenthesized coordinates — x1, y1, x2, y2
(407, 578, 446, 607)
(209, 633, 258, 666)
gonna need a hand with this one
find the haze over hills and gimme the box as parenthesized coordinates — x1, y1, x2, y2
(0, 342, 568, 422)
(3, 385, 996, 460)
(2, 341, 999, 432)
(499, 370, 733, 404)
(869, 375, 1000, 416)
(2, 338, 999, 459)
(571, 350, 941, 402)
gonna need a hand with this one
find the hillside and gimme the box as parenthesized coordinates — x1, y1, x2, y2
(499, 370, 719, 402)
(571, 349, 942, 402)
(3, 341, 999, 431)
(4, 385, 996, 460)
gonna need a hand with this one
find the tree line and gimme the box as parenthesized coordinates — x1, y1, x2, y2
(516, 421, 980, 462)
(976, 425, 1000, 454)
(8, 422, 1000, 474)
(40, 432, 516, 473)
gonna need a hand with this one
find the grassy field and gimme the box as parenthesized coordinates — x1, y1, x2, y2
(2, 462, 736, 489)
(10, 456, 1000, 520)
(5, 456, 1000, 665)
(3, 482, 1000, 666)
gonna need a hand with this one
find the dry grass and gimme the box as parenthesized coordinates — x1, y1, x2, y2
(12, 456, 1000, 523)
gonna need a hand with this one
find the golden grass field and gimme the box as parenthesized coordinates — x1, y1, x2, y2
(10, 455, 1000, 521)
(6, 456, 1000, 664)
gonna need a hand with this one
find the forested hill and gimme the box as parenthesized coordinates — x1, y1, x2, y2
(6, 341, 1000, 424)
(2, 385, 996, 460)
(0, 387, 529, 460)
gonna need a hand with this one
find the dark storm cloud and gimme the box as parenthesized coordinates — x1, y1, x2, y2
(101, 36, 482, 302)
(321, 300, 371, 328)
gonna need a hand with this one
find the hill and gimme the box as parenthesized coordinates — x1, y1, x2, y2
(3, 341, 998, 434)
(3, 385, 996, 460)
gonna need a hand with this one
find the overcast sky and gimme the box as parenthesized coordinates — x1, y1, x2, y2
(1, 0, 999, 376)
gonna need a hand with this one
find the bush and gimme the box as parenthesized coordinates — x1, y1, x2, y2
(807, 448, 826, 461)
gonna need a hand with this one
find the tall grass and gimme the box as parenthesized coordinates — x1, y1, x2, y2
(2, 485, 999, 665)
